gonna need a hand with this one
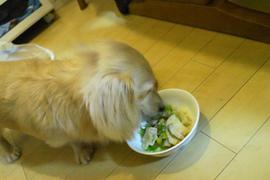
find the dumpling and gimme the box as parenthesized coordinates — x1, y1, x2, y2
(166, 128, 179, 145)
(168, 124, 184, 140)
(163, 139, 172, 147)
(166, 114, 188, 138)
(142, 127, 158, 149)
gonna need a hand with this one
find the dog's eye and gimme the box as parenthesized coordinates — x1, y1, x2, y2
(155, 81, 158, 89)
(146, 89, 152, 95)
(138, 89, 152, 100)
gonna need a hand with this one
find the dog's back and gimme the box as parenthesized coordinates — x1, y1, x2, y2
(0, 59, 87, 140)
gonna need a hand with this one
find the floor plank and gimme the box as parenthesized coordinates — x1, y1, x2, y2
(153, 28, 216, 87)
(0, 162, 26, 180)
(66, 144, 132, 180)
(202, 60, 270, 152)
(154, 133, 234, 180)
(217, 118, 270, 180)
(21, 144, 74, 180)
(106, 151, 175, 180)
(193, 33, 243, 67)
(162, 61, 214, 92)
(4, 164, 27, 180)
(194, 40, 270, 121)
(144, 24, 193, 66)
(126, 20, 175, 53)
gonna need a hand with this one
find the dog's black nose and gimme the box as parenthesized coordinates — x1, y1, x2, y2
(158, 105, 165, 112)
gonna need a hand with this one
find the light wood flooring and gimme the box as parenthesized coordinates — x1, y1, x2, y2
(1, 0, 270, 179)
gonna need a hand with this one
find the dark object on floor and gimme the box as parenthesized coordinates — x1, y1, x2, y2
(0, 0, 41, 38)
(0, 0, 28, 25)
(114, 0, 270, 44)
(13, 18, 52, 44)
(115, 0, 131, 14)
(77, 0, 88, 10)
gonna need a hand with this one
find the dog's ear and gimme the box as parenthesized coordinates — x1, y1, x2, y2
(86, 72, 139, 141)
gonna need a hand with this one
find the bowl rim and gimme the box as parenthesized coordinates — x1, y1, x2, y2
(127, 88, 200, 155)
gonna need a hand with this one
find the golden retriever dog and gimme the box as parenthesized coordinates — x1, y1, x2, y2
(0, 41, 164, 164)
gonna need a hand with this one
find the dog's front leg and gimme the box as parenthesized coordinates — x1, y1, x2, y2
(0, 133, 21, 164)
(70, 142, 95, 165)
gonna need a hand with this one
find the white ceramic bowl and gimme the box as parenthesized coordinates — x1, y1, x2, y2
(127, 88, 200, 157)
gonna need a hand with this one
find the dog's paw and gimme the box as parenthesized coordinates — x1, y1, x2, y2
(0, 146, 21, 164)
(73, 144, 95, 165)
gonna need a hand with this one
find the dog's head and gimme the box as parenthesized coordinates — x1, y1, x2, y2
(81, 41, 164, 142)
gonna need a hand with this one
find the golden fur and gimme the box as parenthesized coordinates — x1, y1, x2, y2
(0, 41, 163, 164)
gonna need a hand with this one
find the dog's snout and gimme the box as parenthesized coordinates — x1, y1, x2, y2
(158, 105, 165, 112)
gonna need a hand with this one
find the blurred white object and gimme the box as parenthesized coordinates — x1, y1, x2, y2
(0, 41, 55, 61)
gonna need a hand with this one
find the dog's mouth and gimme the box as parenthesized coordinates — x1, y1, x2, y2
(141, 110, 163, 125)
(140, 111, 151, 122)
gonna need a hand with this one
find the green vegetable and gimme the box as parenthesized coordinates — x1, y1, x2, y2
(146, 144, 167, 152)
(160, 105, 174, 119)
(139, 122, 152, 137)
(139, 128, 146, 137)
(156, 136, 163, 145)
(161, 131, 167, 139)
(157, 119, 166, 133)
(155, 147, 166, 152)
(164, 105, 173, 114)
(146, 145, 159, 151)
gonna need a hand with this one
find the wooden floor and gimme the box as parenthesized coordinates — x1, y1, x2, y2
(2, 0, 270, 179)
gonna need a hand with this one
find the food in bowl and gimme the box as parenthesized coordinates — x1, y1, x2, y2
(140, 105, 193, 152)
(127, 88, 200, 157)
